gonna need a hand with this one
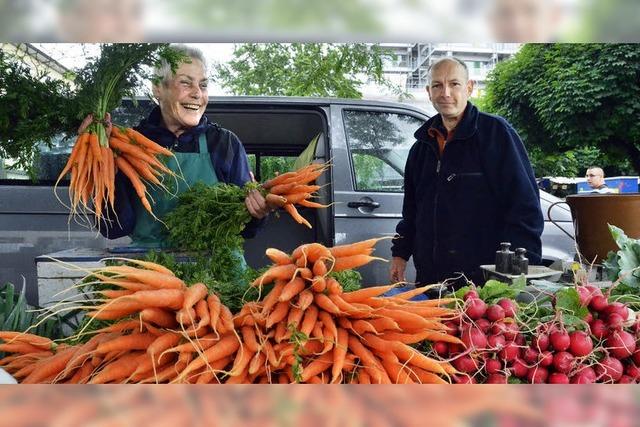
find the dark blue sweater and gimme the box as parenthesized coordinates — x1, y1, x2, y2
(100, 106, 262, 240)
(391, 102, 543, 285)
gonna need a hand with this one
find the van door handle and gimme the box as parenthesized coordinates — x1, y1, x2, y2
(348, 200, 380, 209)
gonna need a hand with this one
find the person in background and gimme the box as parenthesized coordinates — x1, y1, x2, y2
(389, 57, 543, 297)
(585, 166, 615, 194)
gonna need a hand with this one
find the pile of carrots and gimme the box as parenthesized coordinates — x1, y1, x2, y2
(262, 162, 330, 228)
(55, 124, 176, 228)
(0, 239, 462, 383)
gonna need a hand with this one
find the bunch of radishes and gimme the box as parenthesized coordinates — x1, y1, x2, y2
(435, 289, 524, 384)
(440, 285, 640, 384)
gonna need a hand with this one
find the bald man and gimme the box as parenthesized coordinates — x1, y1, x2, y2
(585, 167, 615, 194)
(390, 57, 543, 296)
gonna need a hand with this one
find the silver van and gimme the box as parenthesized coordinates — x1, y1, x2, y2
(0, 96, 575, 301)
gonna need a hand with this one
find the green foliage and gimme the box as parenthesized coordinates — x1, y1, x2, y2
(554, 288, 590, 326)
(453, 278, 525, 304)
(215, 43, 406, 99)
(604, 224, 640, 288)
(0, 49, 78, 177)
(0, 282, 69, 348)
(165, 182, 257, 253)
(483, 44, 640, 175)
(328, 269, 362, 293)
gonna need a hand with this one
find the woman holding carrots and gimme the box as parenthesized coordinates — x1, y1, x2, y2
(79, 45, 275, 267)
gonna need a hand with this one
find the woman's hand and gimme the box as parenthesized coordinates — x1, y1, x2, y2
(245, 189, 271, 219)
(78, 112, 112, 137)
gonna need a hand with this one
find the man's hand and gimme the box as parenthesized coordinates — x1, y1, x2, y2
(390, 256, 407, 283)
(245, 190, 271, 219)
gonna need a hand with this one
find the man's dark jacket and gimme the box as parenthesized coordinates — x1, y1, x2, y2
(391, 102, 543, 285)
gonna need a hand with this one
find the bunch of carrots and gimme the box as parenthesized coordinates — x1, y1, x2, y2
(261, 162, 330, 228)
(0, 239, 462, 383)
(55, 123, 177, 228)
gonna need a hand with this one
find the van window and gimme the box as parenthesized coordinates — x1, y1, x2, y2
(343, 110, 424, 192)
(247, 154, 297, 182)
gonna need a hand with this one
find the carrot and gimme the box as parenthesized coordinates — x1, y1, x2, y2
(97, 288, 185, 313)
(283, 203, 311, 228)
(346, 335, 388, 384)
(182, 282, 209, 311)
(269, 182, 297, 195)
(312, 259, 328, 276)
(358, 369, 371, 384)
(301, 351, 333, 382)
(266, 301, 290, 329)
(329, 237, 391, 258)
(0, 332, 54, 350)
(341, 284, 398, 303)
(320, 326, 334, 354)
(392, 342, 450, 375)
(332, 254, 387, 272)
(299, 304, 319, 337)
(263, 339, 279, 368)
(291, 243, 332, 264)
(283, 192, 311, 205)
(248, 350, 266, 376)
(380, 353, 415, 384)
(297, 199, 331, 209)
(326, 277, 342, 295)
(327, 293, 366, 314)
(217, 305, 235, 335)
(56, 133, 88, 183)
(382, 330, 462, 345)
(241, 326, 261, 353)
(115, 155, 152, 214)
(260, 280, 285, 317)
(252, 264, 298, 287)
(318, 310, 338, 342)
(374, 307, 436, 331)
(100, 289, 135, 299)
(367, 317, 401, 332)
(229, 346, 255, 377)
(100, 266, 185, 290)
(22, 346, 76, 384)
(278, 277, 306, 302)
(140, 307, 177, 328)
(261, 171, 299, 190)
(290, 184, 321, 194)
(89, 351, 143, 384)
(207, 294, 222, 332)
(265, 248, 293, 265)
(351, 320, 379, 336)
(124, 127, 174, 157)
(313, 293, 340, 315)
(296, 289, 314, 311)
(331, 327, 349, 383)
(95, 333, 157, 354)
(285, 306, 304, 330)
(310, 276, 326, 293)
(88, 132, 102, 163)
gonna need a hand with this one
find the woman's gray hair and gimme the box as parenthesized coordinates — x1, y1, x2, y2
(153, 44, 208, 86)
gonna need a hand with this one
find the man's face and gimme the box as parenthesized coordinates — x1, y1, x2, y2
(586, 168, 605, 189)
(154, 59, 209, 134)
(426, 61, 474, 122)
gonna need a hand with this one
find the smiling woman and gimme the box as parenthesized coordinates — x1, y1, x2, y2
(89, 44, 278, 255)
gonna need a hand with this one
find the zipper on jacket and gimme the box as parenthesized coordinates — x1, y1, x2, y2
(446, 172, 482, 182)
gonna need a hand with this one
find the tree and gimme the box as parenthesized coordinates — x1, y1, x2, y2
(215, 43, 405, 99)
(482, 44, 640, 176)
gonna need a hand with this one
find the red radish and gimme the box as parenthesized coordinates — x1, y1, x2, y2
(463, 290, 479, 301)
(486, 373, 508, 384)
(453, 355, 479, 373)
(604, 302, 629, 321)
(584, 312, 593, 323)
(606, 330, 636, 359)
(514, 333, 526, 346)
(503, 322, 519, 341)
(487, 334, 506, 350)
(527, 366, 548, 384)
(444, 321, 459, 336)
(433, 341, 449, 357)
(448, 343, 464, 355)
(465, 298, 487, 320)
(633, 350, 640, 366)
(532, 334, 550, 352)
(453, 374, 477, 384)
(499, 342, 520, 362)
(571, 365, 597, 384)
(486, 304, 506, 322)
(539, 351, 554, 367)
(485, 358, 502, 375)
(461, 327, 488, 350)
(589, 319, 608, 340)
(523, 347, 539, 364)
(607, 313, 624, 330)
(595, 357, 624, 383)
(576, 286, 593, 306)
(589, 295, 608, 312)
(569, 331, 593, 357)
(585, 285, 603, 298)
(476, 318, 491, 334)
(497, 298, 518, 317)
(552, 351, 575, 374)
(550, 330, 571, 351)
(618, 375, 635, 384)
(490, 321, 507, 336)
(510, 358, 529, 378)
(625, 364, 640, 380)
(548, 372, 570, 384)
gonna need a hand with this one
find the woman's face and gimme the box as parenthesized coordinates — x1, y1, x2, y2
(154, 58, 208, 136)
